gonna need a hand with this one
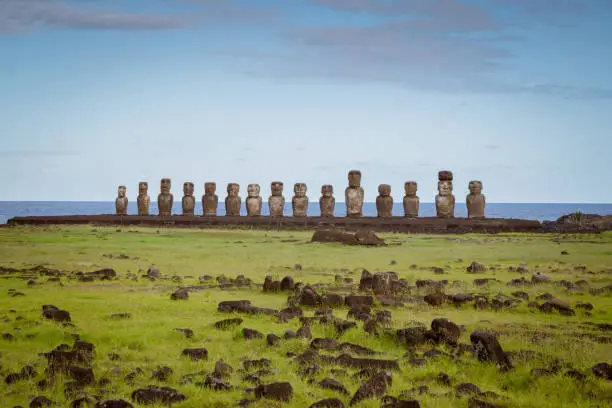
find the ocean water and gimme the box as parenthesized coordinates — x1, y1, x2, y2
(1, 201, 612, 225)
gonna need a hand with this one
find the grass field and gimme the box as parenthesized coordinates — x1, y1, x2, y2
(0, 226, 611, 407)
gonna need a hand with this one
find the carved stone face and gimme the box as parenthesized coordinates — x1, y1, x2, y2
(183, 182, 194, 196)
(438, 180, 452, 196)
(271, 182, 283, 196)
(378, 184, 391, 196)
(227, 183, 239, 197)
(469, 181, 482, 195)
(294, 183, 307, 197)
(138, 182, 148, 195)
(161, 178, 171, 194)
(205, 182, 216, 195)
(348, 170, 361, 188)
(118, 185, 126, 198)
(404, 182, 417, 196)
(248, 184, 260, 197)
(321, 185, 333, 197)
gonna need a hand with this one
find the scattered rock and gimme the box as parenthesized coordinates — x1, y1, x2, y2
(470, 330, 512, 371)
(254, 382, 293, 401)
(266, 333, 280, 346)
(94, 400, 134, 408)
(181, 348, 208, 361)
(170, 289, 188, 300)
(467, 262, 486, 273)
(311, 229, 385, 246)
(30, 396, 55, 408)
(131, 386, 187, 405)
(592, 362, 612, 380)
(309, 398, 345, 408)
(456, 383, 482, 397)
(214, 317, 243, 330)
(350, 371, 392, 406)
(243, 328, 264, 340)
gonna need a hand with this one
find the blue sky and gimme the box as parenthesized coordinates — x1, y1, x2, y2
(1, 0, 611, 202)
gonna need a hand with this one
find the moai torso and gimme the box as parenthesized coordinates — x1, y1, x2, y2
(246, 184, 262, 216)
(292, 183, 308, 217)
(202, 182, 218, 216)
(137, 182, 150, 216)
(319, 184, 335, 217)
(403, 181, 419, 218)
(115, 185, 128, 215)
(157, 178, 174, 216)
(376, 184, 393, 217)
(345, 170, 364, 217)
(269, 182, 285, 217)
(225, 183, 241, 216)
(466, 181, 486, 219)
(182, 182, 195, 216)
(435, 171, 455, 218)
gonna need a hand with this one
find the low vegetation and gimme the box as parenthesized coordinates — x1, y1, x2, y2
(0, 226, 610, 407)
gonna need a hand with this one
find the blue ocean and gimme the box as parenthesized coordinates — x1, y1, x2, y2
(2, 202, 612, 225)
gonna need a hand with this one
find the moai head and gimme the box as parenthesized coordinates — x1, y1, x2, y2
(118, 185, 126, 198)
(378, 184, 391, 197)
(348, 170, 362, 188)
(138, 182, 148, 195)
(294, 183, 307, 197)
(183, 182, 194, 196)
(271, 182, 284, 196)
(437, 171, 453, 197)
(247, 184, 260, 198)
(469, 180, 483, 195)
(321, 185, 334, 197)
(227, 183, 239, 197)
(204, 182, 216, 196)
(160, 178, 171, 194)
(404, 181, 417, 196)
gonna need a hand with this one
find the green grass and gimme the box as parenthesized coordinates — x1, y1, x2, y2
(0, 226, 611, 407)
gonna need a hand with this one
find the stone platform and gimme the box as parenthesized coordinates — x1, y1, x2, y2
(6, 215, 544, 234)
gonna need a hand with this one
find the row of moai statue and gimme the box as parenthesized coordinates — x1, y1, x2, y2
(115, 170, 485, 218)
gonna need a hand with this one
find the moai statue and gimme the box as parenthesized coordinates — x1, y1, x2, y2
(202, 182, 218, 216)
(115, 185, 128, 215)
(246, 184, 262, 216)
(182, 182, 195, 216)
(225, 183, 241, 216)
(376, 184, 393, 217)
(403, 181, 419, 218)
(137, 182, 150, 216)
(345, 170, 364, 217)
(269, 181, 285, 217)
(435, 171, 455, 218)
(158, 178, 174, 216)
(319, 185, 335, 217)
(292, 183, 308, 217)
(466, 180, 486, 219)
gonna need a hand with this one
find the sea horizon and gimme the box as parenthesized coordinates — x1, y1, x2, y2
(2, 201, 612, 225)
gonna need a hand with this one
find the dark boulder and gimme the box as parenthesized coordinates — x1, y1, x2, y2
(170, 289, 188, 300)
(254, 382, 293, 401)
(181, 348, 208, 361)
(592, 362, 612, 380)
(349, 371, 392, 406)
(94, 400, 134, 408)
(470, 330, 512, 371)
(467, 262, 486, 273)
(309, 398, 345, 408)
(243, 328, 264, 340)
(214, 318, 243, 329)
(131, 386, 187, 405)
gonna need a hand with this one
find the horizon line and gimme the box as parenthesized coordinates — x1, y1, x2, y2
(1, 201, 611, 205)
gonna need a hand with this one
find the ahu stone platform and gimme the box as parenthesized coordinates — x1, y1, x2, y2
(6, 215, 544, 234)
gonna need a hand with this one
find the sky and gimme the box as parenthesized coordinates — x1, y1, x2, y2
(1, 0, 611, 203)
